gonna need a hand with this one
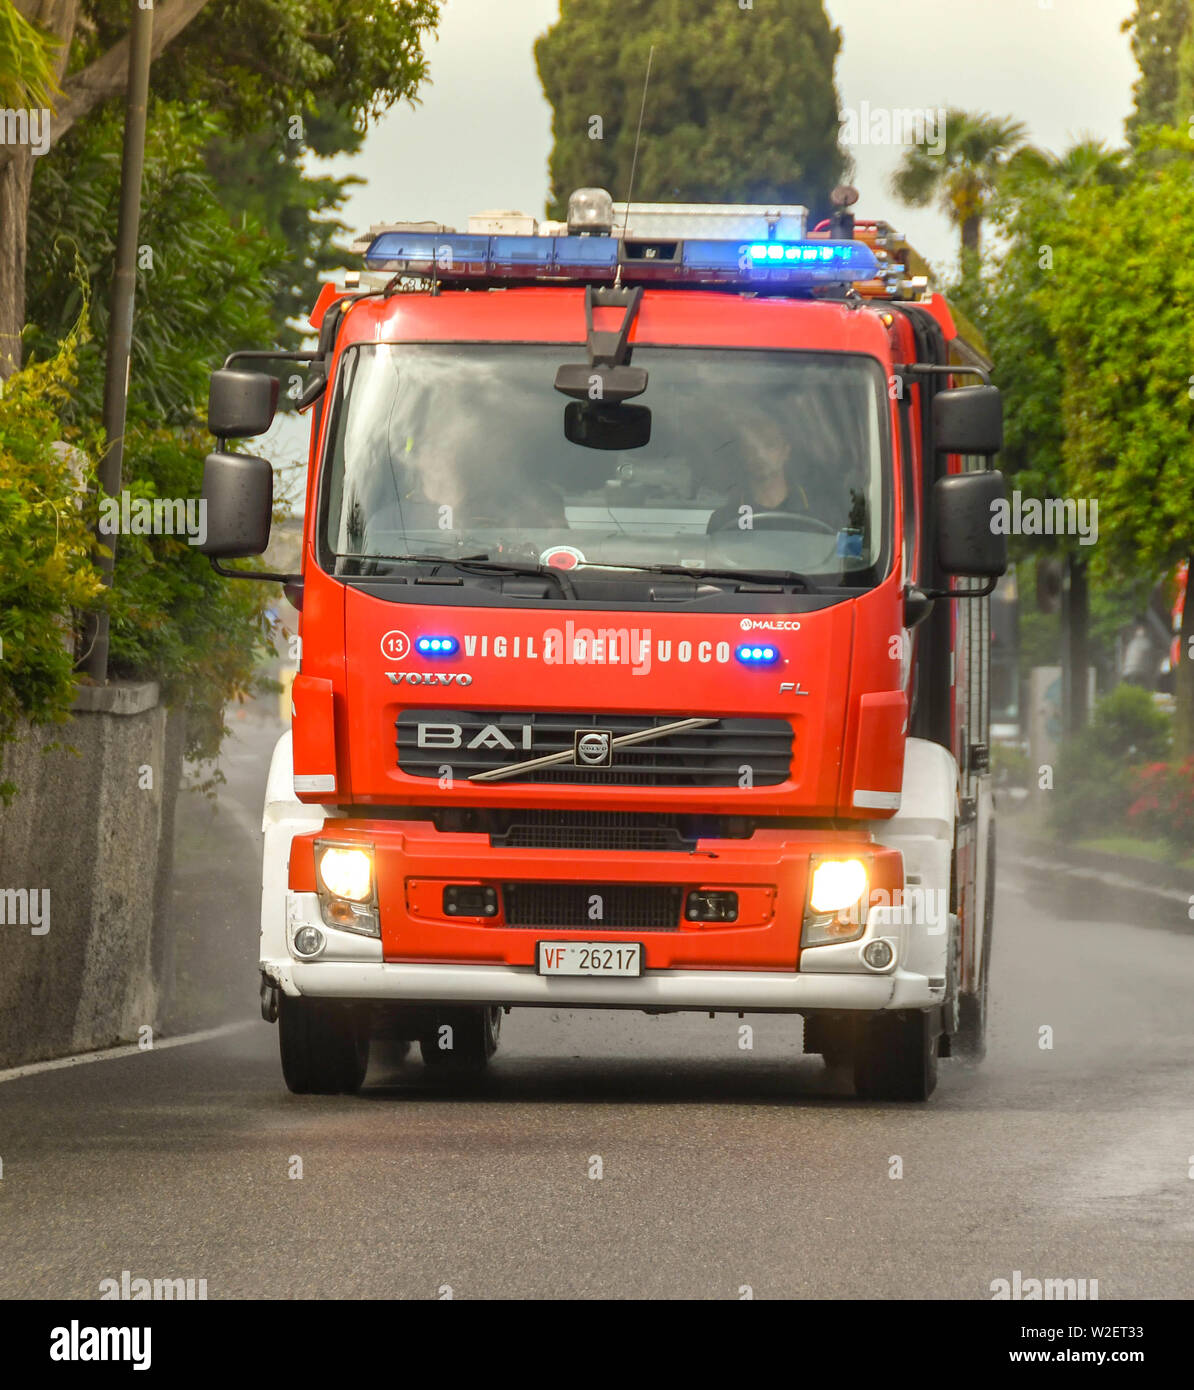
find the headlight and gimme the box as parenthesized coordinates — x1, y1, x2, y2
(809, 858, 868, 914)
(316, 845, 373, 902)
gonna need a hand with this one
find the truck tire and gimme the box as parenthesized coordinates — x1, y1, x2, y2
(419, 1006, 501, 1071)
(852, 1009, 939, 1101)
(955, 826, 995, 1062)
(278, 995, 370, 1095)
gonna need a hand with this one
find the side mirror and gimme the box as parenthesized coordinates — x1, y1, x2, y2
(564, 401, 652, 451)
(935, 470, 1008, 578)
(933, 385, 1002, 456)
(208, 368, 279, 437)
(198, 450, 273, 558)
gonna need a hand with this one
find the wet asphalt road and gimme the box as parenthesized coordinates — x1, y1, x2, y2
(0, 717, 1191, 1300)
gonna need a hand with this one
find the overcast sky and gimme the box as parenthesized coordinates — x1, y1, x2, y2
(315, 0, 1140, 278)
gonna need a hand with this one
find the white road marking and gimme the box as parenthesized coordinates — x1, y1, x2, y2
(0, 1021, 253, 1085)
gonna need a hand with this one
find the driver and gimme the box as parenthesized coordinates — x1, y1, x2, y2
(706, 413, 812, 533)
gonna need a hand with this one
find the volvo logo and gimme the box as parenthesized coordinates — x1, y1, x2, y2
(574, 730, 613, 767)
(387, 671, 473, 686)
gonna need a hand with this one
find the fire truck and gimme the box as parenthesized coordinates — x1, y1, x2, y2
(200, 189, 1007, 1101)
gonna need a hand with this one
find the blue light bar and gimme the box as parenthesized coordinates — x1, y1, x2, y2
(735, 644, 780, 666)
(363, 233, 879, 289)
(415, 635, 459, 656)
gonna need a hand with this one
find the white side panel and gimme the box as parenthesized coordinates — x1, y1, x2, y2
(260, 730, 342, 965)
(867, 737, 957, 990)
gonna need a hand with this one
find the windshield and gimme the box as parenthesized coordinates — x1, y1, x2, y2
(321, 344, 891, 587)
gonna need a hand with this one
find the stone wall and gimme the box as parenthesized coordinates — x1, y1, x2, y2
(0, 683, 183, 1068)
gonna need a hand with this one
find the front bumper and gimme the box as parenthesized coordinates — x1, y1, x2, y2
(264, 957, 938, 1012)
(265, 893, 942, 1013)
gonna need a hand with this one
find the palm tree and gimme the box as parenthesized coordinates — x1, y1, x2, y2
(890, 111, 1031, 268)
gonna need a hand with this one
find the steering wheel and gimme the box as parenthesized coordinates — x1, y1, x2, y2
(711, 510, 837, 534)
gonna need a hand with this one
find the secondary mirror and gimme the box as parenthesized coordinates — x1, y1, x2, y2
(935, 469, 1008, 577)
(564, 400, 652, 451)
(208, 368, 279, 438)
(198, 450, 273, 558)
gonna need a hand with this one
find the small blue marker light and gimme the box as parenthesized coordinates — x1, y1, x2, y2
(736, 644, 780, 666)
(416, 635, 459, 656)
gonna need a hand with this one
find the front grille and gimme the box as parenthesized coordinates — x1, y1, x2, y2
(396, 710, 793, 787)
(502, 882, 682, 930)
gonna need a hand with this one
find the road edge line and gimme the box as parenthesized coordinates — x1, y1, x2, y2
(0, 1020, 255, 1085)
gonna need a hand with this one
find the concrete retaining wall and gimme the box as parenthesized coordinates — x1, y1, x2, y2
(0, 683, 183, 1068)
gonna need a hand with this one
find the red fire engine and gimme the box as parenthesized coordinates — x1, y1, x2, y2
(200, 189, 1007, 1101)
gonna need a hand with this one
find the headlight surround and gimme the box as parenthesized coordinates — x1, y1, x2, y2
(315, 844, 374, 903)
(311, 841, 379, 940)
(802, 856, 870, 948)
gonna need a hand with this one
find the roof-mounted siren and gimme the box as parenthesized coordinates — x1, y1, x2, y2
(829, 185, 859, 240)
(568, 188, 615, 236)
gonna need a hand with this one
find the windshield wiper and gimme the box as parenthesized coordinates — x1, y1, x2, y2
(600, 563, 820, 593)
(338, 552, 575, 599)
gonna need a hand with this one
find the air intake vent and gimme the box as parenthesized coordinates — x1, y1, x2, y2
(502, 883, 682, 930)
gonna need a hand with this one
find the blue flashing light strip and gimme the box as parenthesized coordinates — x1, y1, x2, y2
(415, 635, 460, 656)
(735, 644, 780, 666)
(363, 233, 879, 287)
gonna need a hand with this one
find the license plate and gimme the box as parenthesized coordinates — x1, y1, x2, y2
(536, 942, 643, 977)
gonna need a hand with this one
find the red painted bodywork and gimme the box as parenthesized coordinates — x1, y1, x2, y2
(287, 283, 962, 971)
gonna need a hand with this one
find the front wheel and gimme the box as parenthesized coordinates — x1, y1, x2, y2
(419, 1006, 502, 1072)
(852, 1009, 939, 1101)
(278, 996, 369, 1095)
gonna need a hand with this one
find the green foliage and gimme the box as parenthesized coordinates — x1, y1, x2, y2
(991, 741, 1030, 789)
(74, 0, 441, 137)
(960, 142, 1129, 517)
(0, 0, 62, 108)
(1050, 685, 1172, 838)
(1033, 155, 1194, 585)
(24, 100, 285, 762)
(101, 426, 277, 762)
(1123, 0, 1192, 138)
(26, 100, 289, 428)
(0, 331, 104, 802)
(535, 0, 846, 221)
(203, 109, 364, 357)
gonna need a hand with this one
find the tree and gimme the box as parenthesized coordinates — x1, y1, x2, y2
(960, 142, 1135, 724)
(1123, 0, 1192, 137)
(23, 99, 289, 759)
(535, 0, 846, 222)
(0, 0, 441, 379)
(890, 110, 1031, 277)
(203, 108, 365, 353)
(1034, 147, 1194, 753)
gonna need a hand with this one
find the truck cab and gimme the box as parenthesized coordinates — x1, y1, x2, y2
(200, 190, 1007, 1101)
